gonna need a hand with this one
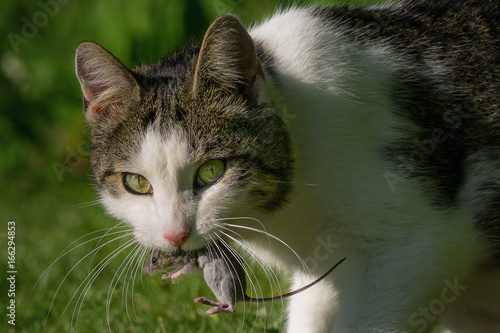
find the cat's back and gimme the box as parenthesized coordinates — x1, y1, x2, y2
(312, 0, 500, 84)
(251, 0, 499, 212)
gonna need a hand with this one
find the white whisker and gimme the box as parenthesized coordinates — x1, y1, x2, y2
(70, 237, 137, 331)
(32, 226, 130, 300)
(43, 231, 132, 322)
(57, 233, 134, 316)
(207, 236, 247, 332)
(214, 236, 262, 332)
(216, 229, 286, 332)
(221, 220, 309, 272)
(126, 246, 149, 330)
(67, 199, 103, 209)
(219, 230, 285, 307)
(89, 222, 130, 271)
(105, 242, 142, 332)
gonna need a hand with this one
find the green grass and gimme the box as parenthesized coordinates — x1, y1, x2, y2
(1, 0, 404, 332)
(1, 177, 287, 332)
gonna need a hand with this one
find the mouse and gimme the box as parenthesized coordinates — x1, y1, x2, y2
(143, 244, 346, 315)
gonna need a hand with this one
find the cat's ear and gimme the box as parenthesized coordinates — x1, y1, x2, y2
(75, 42, 140, 126)
(192, 14, 265, 104)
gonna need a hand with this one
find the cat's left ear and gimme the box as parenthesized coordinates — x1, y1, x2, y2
(192, 14, 265, 104)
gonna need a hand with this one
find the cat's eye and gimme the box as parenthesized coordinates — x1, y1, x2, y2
(196, 160, 225, 186)
(123, 173, 153, 195)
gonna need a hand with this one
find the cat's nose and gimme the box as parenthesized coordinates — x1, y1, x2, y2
(163, 230, 190, 247)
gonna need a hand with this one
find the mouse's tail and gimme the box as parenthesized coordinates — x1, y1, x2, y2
(249, 257, 346, 303)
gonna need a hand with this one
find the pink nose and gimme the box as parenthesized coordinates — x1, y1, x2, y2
(163, 230, 190, 247)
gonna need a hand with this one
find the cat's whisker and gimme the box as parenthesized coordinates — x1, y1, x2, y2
(58, 233, 134, 317)
(248, 168, 322, 187)
(89, 222, 131, 271)
(122, 244, 147, 331)
(208, 236, 249, 333)
(70, 237, 137, 331)
(43, 231, 133, 321)
(127, 246, 150, 330)
(221, 226, 283, 326)
(105, 242, 142, 332)
(31, 227, 129, 301)
(108, 243, 136, 322)
(218, 224, 285, 294)
(217, 216, 272, 250)
(67, 199, 103, 209)
(219, 236, 267, 333)
(220, 219, 309, 273)
(217, 228, 284, 331)
(219, 229, 285, 309)
(217, 227, 282, 303)
(214, 227, 276, 324)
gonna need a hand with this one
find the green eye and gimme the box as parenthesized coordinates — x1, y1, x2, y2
(123, 173, 152, 194)
(196, 160, 225, 186)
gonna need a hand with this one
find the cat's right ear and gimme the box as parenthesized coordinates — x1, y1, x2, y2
(75, 42, 140, 127)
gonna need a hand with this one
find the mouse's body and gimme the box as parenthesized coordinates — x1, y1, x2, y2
(194, 246, 247, 314)
(143, 245, 345, 315)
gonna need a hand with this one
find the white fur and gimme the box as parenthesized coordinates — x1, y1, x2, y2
(103, 7, 498, 333)
(103, 126, 254, 251)
(102, 127, 196, 249)
(244, 8, 492, 333)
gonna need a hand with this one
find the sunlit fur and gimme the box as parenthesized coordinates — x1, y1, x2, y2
(74, 0, 500, 332)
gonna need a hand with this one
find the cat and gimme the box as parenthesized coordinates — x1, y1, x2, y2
(74, 0, 500, 332)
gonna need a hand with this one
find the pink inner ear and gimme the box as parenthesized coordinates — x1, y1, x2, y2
(81, 82, 95, 102)
(81, 83, 95, 113)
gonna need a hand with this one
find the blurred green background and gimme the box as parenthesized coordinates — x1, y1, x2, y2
(1, 0, 386, 332)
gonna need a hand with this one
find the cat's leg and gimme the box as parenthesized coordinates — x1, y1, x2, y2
(285, 270, 338, 333)
(284, 246, 476, 332)
(440, 269, 500, 333)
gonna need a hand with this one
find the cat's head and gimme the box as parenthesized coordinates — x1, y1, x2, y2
(75, 15, 293, 251)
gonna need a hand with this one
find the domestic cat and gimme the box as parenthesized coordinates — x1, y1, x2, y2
(74, 0, 500, 331)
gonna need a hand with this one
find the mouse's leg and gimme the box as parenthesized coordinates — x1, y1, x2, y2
(161, 266, 183, 283)
(194, 297, 235, 315)
(162, 262, 200, 283)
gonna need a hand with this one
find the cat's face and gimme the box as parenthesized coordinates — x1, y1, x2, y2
(75, 15, 293, 251)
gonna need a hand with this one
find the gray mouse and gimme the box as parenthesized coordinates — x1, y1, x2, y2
(143, 245, 346, 315)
